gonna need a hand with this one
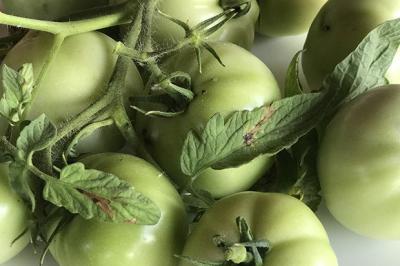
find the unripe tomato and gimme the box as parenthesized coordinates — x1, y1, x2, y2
(50, 153, 188, 266)
(180, 192, 338, 266)
(137, 42, 281, 198)
(2, 31, 143, 154)
(257, 0, 327, 37)
(319, 85, 400, 239)
(0, 164, 30, 264)
(302, 0, 400, 90)
(3, 0, 108, 20)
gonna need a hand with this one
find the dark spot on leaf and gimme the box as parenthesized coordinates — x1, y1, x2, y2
(244, 132, 255, 146)
(79, 190, 114, 219)
(243, 106, 275, 146)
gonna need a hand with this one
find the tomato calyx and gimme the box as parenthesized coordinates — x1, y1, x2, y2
(131, 70, 193, 118)
(219, 0, 252, 18)
(119, 4, 253, 117)
(177, 217, 270, 266)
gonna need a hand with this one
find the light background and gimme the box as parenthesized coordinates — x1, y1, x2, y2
(3, 33, 400, 266)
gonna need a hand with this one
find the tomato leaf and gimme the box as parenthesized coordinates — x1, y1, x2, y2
(0, 64, 34, 125)
(284, 50, 304, 97)
(43, 163, 161, 225)
(10, 115, 160, 224)
(181, 92, 327, 176)
(8, 161, 36, 211)
(16, 114, 57, 160)
(182, 188, 214, 210)
(269, 131, 321, 211)
(321, 17, 400, 122)
(180, 18, 400, 177)
(7, 115, 56, 210)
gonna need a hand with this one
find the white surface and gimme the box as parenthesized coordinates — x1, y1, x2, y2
(3, 34, 400, 266)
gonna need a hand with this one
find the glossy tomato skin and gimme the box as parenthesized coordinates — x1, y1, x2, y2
(179, 192, 338, 266)
(3, 0, 108, 20)
(50, 153, 188, 266)
(111, 0, 259, 49)
(0, 164, 30, 264)
(257, 0, 327, 37)
(138, 42, 281, 198)
(302, 0, 400, 90)
(2, 31, 143, 154)
(318, 85, 400, 239)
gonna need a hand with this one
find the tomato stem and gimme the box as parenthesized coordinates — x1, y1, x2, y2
(42, 4, 146, 154)
(0, 2, 134, 37)
(140, 0, 160, 51)
(54, 96, 114, 146)
(0, 136, 17, 155)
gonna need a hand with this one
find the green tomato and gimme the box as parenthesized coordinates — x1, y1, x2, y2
(179, 192, 338, 266)
(302, 0, 400, 90)
(0, 164, 30, 264)
(111, 0, 259, 50)
(318, 85, 400, 239)
(257, 0, 327, 37)
(2, 31, 143, 154)
(137, 42, 281, 198)
(50, 153, 188, 266)
(3, 0, 108, 20)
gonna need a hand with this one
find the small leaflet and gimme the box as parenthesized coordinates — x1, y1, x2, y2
(0, 64, 34, 125)
(43, 163, 161, 225)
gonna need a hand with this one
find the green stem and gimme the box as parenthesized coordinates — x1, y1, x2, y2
(141, 0, 160, 51)
(23, 5, 144, 155)
(59, 9, 130, 36)
(122, 5, 144, 48)
(0, 3, 132, 36)
(110, 6, 157, 166)
(28, 164, 56, 183)
(114, 43, 144, 62)
(152, 39, 191, 58)
(112, 104, 158, 167)
(64, 118, 115, 159)
(44, 5, 145, 153)
(146, 57, 165, 79)
(0, 12, 65, 34)
(40, 148, 54, 175)
(52, 96, 114, 146)
(0, 136, 17, 155)
(115, 37, 191, 62)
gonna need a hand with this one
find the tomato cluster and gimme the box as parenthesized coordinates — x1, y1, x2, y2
(1, 0, 400, 265)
